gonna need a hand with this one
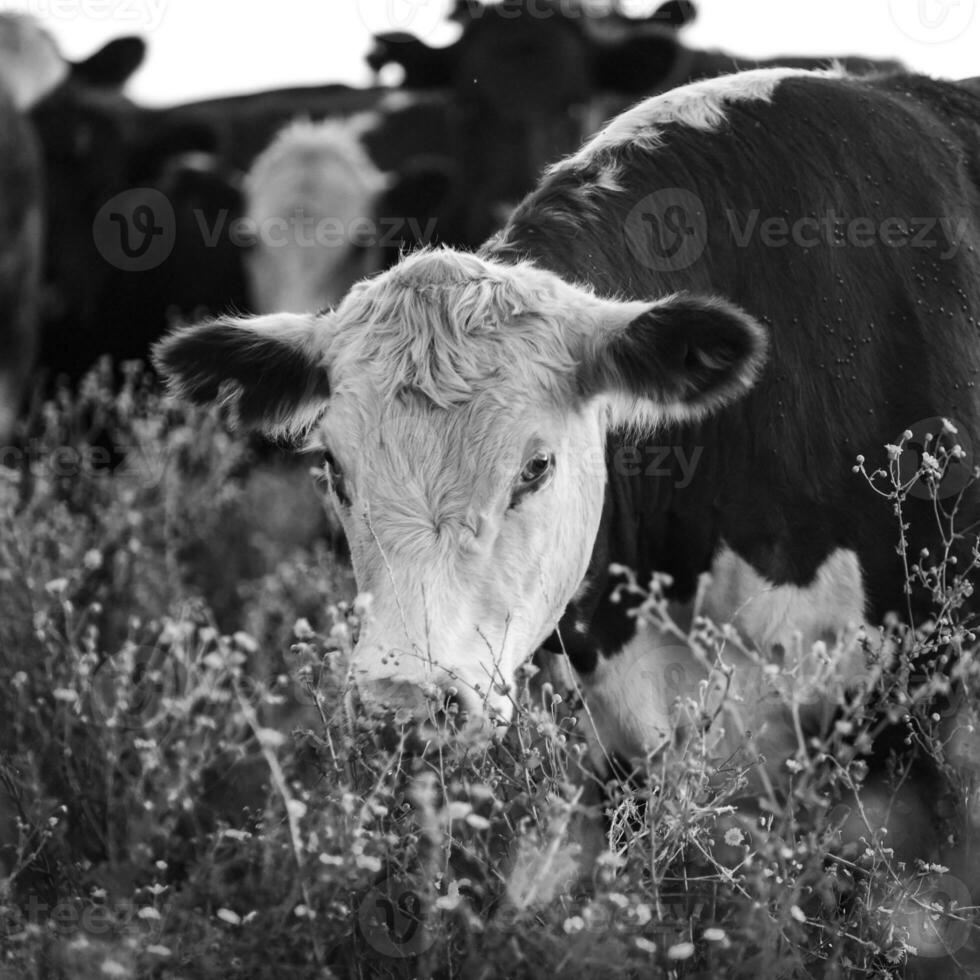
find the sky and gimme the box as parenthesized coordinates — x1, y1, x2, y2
(24, 0, 980, 106)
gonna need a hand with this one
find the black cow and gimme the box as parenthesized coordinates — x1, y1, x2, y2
(156, 68, 980, 816)
(0, 87, 43, 443)
(368, 0, 902, 243)
(30, 36, 249, 384)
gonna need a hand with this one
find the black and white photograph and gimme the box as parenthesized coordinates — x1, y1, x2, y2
(3, 1, 980, 977)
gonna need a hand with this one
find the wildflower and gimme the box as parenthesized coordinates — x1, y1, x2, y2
(635, 938, 657, 953)
(790, 905, 807, 923)
(563, 916, 585, 934)
(724, 828, 745, 847)
(704, 928, 727, 941)
(216, 908, 241, 925)
(667, 942, 695, 960)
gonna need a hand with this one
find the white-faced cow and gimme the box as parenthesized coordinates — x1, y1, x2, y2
(241, 111, 453, 314)
(155, 69, 980, 775)
(243, 118, 392, 314)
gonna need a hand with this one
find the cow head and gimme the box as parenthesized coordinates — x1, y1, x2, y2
(243, 118, 392, 314)
(155, 249, 765, 736)
(0, 14, 68, 110)
(367, 1, 696, 245)
(243, 116, 455, 314)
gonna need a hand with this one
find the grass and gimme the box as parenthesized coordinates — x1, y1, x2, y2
(2, 364, 980, 978)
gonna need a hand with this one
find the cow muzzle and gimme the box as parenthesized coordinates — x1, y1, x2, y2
(349, 646, 511, 750)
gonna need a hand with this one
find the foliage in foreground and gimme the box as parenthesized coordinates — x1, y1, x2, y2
(2, 366, 980, 978)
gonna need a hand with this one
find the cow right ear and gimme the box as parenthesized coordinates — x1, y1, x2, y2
(152, 314, 331, 438)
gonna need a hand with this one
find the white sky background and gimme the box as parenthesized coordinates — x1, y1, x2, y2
(29, 0, 980, 106)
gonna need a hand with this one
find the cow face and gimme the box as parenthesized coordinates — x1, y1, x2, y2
(0, 14, 68, 110)
(155, 249, 766, 736)
(243, 119, 392, 314)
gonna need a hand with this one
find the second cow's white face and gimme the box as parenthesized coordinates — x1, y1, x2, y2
(154, 250, 767, 735)
(243, 119, 389, 315)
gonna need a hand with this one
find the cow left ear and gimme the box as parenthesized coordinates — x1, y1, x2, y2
(579, 294, 768, 426)
(153, 314, 332, 438)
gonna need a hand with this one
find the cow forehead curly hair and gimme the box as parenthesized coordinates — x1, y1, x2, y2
(326, 248, 588, 410)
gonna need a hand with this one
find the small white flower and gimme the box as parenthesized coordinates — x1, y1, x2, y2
(667, 942, 695, 960)
(563, 916, 585, 934)
(790, 905, 807, 923)
(703, 927, 727, 941)
(216, 908, 241, 925)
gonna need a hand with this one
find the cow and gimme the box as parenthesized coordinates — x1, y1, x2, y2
(242, 112, 453, 314)
(28, 33, 250, 384)
(368, 0, 902, 243)
(0, 16, 56, 440)
(154, 68, 980, 793)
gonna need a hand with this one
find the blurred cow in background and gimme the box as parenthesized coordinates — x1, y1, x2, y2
(369, 0, 902, 243)
(243, 118, 392, 314)
(243, 106, 457, 314)
(0, 16, 58, 440)
(29, 34, 248, 384)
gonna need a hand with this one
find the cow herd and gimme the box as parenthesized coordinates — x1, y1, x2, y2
(6, 1, 980, 811)
(2, 0, 899, 433)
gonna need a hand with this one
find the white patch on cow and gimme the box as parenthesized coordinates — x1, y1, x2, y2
(575, 546, 878, 770)
(244, 117, 391, 314)
(701, 546, 868, 662)
(558, 67, 836, 172)
(0, 15, 67, 110)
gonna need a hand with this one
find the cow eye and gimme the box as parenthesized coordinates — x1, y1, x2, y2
(323, 451, 350, 508)
(512, 450, 554, 504)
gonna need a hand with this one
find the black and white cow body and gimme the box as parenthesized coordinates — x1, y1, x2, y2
(487, 70, 980, 680)
(156, 68, 980, 777)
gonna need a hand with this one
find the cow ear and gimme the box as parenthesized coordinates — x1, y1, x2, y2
(71, 36, 146, 88)
(153, 314, 331, 438)
(592, 32, 683, 95)
(651, 0, 698, 28)
(579, 294, 767, 426)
